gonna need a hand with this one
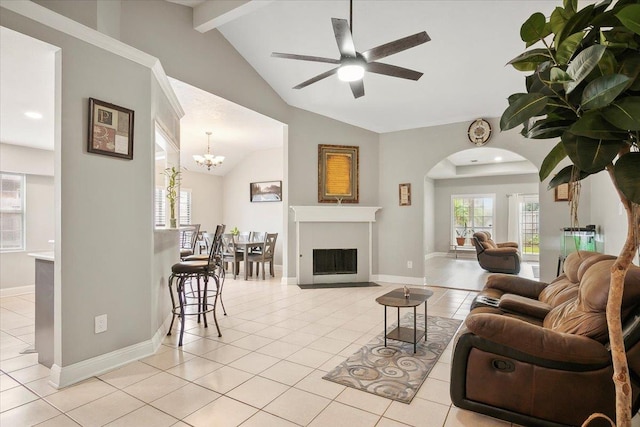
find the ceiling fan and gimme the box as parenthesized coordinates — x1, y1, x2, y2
(271, 0, 430, 99)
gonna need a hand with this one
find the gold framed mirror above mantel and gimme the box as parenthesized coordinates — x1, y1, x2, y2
(318, 144, 359, 204)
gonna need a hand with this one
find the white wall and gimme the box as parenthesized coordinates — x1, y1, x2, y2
(432, 174, 539, 252)
(423, 178, 435, 256)
(223, 147, 284, 264)
(180, 170, 223, 236)
(589, 172, 628, 257)
(0, 144, 55, 291)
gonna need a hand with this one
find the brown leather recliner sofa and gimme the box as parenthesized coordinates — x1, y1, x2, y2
(451, 255, 640, 427)
(472, 231, 521, 274)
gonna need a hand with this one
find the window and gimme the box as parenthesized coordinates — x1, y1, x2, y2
(520, 194, 540, 256)
(1, 173, 25, 251)
(179, 190, 191, 226)
(452, 194, 495, 243)
(154, 187, 166, 227)
(154, 188, 191, 227)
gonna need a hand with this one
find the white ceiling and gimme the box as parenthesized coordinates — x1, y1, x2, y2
(169, 78, 284, 176)
(1, 0, 562, 180)
(215, 0, 568, 133)
(427, 147, 537, 180)
(0, 27, 57, 150)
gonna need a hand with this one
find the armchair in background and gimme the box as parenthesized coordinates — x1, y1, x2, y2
(472, 231, 521, 274)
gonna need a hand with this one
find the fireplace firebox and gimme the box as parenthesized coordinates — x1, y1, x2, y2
(313, 249, 357, 275)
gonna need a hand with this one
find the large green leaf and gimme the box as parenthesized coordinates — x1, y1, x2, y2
(548, 165, 591, 189)
(508, 49, 553, 71)
(556, 32, 584, 64)
(521, 13, 550, 45)
(550, 7, 571, 35)
(556, 4, 595, 46)
(581, 74, 630, 110)
(539, 141, 568, 181)
(564, 0, 578, 14)
(526, 118, 574, 139)
(602, 97, 640, 130)
(619, 54, 640, 91)
(527, 68, 556, 95)
(594, 50, 618, 78)
(617, 4, 640, 36)
(550, 67, 574, 83)
(614, 152, 640, 204)
(565, 44, 607, 94)
(570, 111, 628, 139)
(500, 93, 549, 131)
(561, 132, 624, 173)
(507, 93, 527, 105)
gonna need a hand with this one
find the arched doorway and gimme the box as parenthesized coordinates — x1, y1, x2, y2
(423, 147, 539, 290)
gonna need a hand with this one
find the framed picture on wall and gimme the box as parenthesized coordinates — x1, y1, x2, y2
(88, 98, 134, 160)
(250, 180, 282, 202)
(318, 144, 359, 203)
(555, 183, 571, 201)
(399, 183, 411, 206)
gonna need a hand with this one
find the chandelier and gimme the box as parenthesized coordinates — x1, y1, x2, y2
(193, 131, 224, 170)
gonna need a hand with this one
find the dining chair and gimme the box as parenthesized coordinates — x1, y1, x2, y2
(222, 233, 244, 279)
(249, 231, 266, 255)
(179, 224, 201, 260)
(247, 232, 277, 279)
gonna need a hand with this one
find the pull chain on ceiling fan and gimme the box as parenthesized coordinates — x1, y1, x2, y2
(271, 0, 430, 99)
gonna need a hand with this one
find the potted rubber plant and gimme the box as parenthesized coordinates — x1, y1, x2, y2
(500, 0, 640, 425)
(164, 166, 181, 228)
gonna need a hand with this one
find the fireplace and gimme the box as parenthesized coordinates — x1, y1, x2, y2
(290, 206, 381, 284)
(313, 249, 357, 275)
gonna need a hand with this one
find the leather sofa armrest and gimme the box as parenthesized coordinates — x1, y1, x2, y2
(465, 313, 610, 365)
(485, 274, 548, 299)
(484, 247, 519, 255)
(497, 242, 519, 248)
(498, 294, 551, 319)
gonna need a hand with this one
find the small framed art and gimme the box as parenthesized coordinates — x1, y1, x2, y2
(555, 183, 571, 201)
(399, 183, 411, 206)
(88, 98, 134, 160)
(250, 180, 282, 202)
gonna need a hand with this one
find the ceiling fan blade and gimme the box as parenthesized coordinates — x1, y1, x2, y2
(293, 67, 339, 89)
(331, 18, 356, 58)
(366, 62, 423, 80)
(271, 52, 340, 64)
(349, 80, 364, 98)
(362, 31, 430, 62)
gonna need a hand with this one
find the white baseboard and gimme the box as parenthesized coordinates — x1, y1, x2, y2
(425, 252, 447, 260)
(49, 314, 172, 389)
(371, 275, 425, 286)
(281, 276, 297, 285)
(0, 285, 35, 297)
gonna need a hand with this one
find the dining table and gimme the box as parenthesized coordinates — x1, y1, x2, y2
(234, 236, 266, 280)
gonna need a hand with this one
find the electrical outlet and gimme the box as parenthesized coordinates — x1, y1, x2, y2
(407, 261, 413, 269)
(95, 314, 107, 334)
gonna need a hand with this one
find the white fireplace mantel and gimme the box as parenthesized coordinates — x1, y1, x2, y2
(290, 206, 381, 223)
(290, 206, 381, 284)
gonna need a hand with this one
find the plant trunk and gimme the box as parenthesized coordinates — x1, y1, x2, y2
(605, 166, 639, 427)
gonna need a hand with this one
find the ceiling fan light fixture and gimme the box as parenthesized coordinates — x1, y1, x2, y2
(338, 63, 364, 82)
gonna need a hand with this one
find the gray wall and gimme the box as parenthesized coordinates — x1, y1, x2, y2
(378, 119, 588, 283)
(432, 174, 539, 252)
(590, 172, 628, 258)
(0, 5, 180, 368)
(222, 147, 284, 265)
(0, 144, 55, 290)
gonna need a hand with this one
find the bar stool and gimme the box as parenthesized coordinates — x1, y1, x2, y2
(183, 225, 227, 315)
(167, 229, 223, 346)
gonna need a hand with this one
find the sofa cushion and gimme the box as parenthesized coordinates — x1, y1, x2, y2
(544, 260, 640, 343)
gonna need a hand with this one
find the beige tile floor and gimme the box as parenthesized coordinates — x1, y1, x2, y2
(0, 260, 633, 426)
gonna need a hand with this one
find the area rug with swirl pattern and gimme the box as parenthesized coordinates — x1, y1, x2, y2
(323, 314, 462, 403)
